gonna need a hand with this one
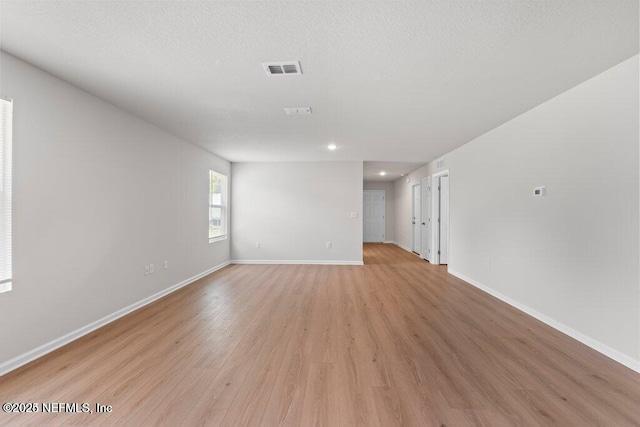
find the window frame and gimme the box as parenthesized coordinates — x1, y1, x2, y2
(0, 97, 12, 294)
(208, 169, 228, 243)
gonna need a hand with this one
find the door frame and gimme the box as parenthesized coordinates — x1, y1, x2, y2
(363, 190, 385, 243)
(420, 177, 431, 261)
(431, 169, 450, 265)
(411, 184, 421, 254)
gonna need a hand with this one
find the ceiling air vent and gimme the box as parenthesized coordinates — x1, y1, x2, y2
(263, 61, 302, 76)
(284, 107, 311, 115)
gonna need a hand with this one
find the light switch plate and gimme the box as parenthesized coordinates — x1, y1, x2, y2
(350, 212, 358, 219)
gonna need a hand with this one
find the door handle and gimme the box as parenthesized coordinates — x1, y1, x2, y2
(422, 222, 425, 225)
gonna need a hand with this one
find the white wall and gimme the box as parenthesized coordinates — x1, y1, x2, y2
(363, 180, 394, 242)
(231, 162, 363, 264)
(394, 55, 640, 368)
(0, 53, 230, 368)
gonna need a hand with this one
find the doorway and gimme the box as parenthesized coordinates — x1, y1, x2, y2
(432, 171, 450, 265)
(412, 184, 421, 253)
(363, 190, 385, 242)
(420, 177, 431, 261)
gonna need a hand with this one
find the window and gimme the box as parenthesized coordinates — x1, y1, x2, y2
(0, 98, 12, 293)
(209, 170, 228, 242)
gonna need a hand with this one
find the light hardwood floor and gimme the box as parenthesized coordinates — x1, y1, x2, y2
(1, 243, 639, 426)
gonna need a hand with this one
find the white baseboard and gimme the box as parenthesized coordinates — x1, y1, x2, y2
(231, 260, 364, 266)
(383, 241, 394, 244)
(448, 269, 640, 373)
(0, 261, 231, 378)
(392, 242, 419, 256)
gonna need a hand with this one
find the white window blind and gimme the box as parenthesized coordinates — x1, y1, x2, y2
(0, 98, 12, 293)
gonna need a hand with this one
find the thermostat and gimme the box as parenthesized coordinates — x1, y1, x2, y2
(533, 186, 546, 197)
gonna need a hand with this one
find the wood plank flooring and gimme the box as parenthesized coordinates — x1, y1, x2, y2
(1, 243, 639, 426)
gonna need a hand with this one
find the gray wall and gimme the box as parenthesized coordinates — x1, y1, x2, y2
(231, 162, 363, 263)
(0, 53, 231, 366)
(363, 180, 394, 242)
(393, 55, 640, 367)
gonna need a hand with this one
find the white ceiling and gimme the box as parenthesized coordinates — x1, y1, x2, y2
(1, 1, 638, 164)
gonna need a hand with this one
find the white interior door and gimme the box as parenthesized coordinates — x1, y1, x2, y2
(363, 190, 385, 242)
(421, 177, 431, 261)
(439, 176, 450, 264)
(412, 184, 421, 253)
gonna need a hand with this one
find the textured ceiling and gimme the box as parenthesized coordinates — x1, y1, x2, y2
(0, 1, 638, 163)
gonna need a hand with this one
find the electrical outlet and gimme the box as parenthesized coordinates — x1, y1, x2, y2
(255, 242, 261, 248)
(326, 242, 332, 249)
(164, 260, 168, 270)
(150, 264, 155, 274)
(144, 265, 150, 276)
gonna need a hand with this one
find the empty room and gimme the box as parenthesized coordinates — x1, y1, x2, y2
(0, 1, 639, 425)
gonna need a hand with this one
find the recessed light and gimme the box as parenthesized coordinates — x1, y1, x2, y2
(328, 144, 337, 150)
(380, 171, 386, 176)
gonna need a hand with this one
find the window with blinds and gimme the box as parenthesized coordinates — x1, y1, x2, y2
(0, 98, 12, 293)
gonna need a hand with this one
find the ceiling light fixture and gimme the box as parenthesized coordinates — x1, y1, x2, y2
(328, 144, 337, 150)
(380, 171, 386, 176)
